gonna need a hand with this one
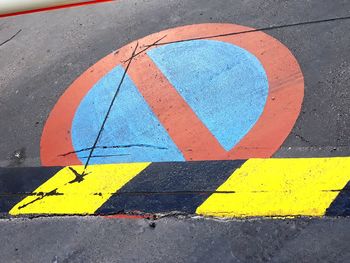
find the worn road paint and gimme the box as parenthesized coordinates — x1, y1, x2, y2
(2, 157, 350, 217)
(9, 162, 149, 215)
(197, 157, 350, 217)
(0, 167, 61, 212)
(72, 40, 269, 164)
(146, 40, 269, 151)
(41, 24, 304, 166)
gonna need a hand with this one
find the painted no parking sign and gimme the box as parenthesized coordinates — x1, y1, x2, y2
(41, 23, 304, 166)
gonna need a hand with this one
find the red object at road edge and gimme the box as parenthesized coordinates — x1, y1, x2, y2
(0, 0, 114, 18)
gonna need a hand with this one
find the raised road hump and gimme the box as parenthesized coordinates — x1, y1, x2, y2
(0, 0, 349, 220)
(1, 157, 350, 218)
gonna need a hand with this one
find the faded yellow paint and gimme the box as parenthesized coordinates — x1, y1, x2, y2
(196, 157, 350, 217)
(10, 162, 150, 215)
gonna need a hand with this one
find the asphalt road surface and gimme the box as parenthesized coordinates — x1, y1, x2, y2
(0, 0, 349, 262)
(2, 216, 350, 263)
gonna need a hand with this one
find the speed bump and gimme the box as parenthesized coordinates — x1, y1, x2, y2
(9, 163, 150, 215)
(197, 157, 350, 217)
(1, 157, 350, 217)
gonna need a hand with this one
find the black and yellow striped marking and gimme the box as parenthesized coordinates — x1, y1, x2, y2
(97, 160, 244, 214)
(1, 157, 350, 217)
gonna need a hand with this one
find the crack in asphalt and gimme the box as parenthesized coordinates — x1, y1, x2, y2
(0, 29, 22, 47)
(290, 132, 316, 146)
(146, 15, 350, 46)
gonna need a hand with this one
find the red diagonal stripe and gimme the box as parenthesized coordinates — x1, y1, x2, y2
(127, 54, 230, 161)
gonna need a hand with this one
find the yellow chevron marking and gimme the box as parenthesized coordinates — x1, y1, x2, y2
(196, 157, 350, 217)
(10, 163, 150, 215)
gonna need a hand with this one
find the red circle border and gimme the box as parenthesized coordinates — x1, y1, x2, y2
(41, 23, 304, 166)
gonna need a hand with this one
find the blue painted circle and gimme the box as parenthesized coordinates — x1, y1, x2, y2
(71, 40, 269, 164)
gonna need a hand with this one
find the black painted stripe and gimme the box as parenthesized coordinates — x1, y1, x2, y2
(0, 167, 61, 213)
(97, 160, 245, 214)
(326, 181, 350, 216)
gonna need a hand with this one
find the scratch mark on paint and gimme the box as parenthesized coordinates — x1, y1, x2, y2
(122, 35, 168, 63)
(6, 189, 349, 199)
(17, 188, 63, 210)
(79, 154, 131, 159)
(321, 189, 348, 192)
(59, 144, 168, 157)
(82, 42, 140, 173)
